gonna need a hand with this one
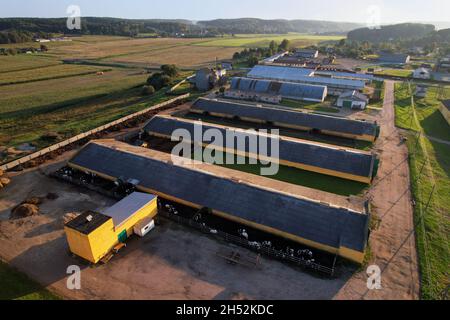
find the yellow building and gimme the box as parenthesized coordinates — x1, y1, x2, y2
(64, 192, 158, 264)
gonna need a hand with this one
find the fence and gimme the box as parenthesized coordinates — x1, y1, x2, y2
(1, 94, 190, 172)
(160, 210, 336, 276)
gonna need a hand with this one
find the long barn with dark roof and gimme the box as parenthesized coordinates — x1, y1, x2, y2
(143, 115, 378, 184)
(229, 77, 328, 102)
(191, 98, 380, 142)
(68, 140, 371, 263)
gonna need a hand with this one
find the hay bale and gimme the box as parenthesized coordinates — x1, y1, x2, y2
(24, 197, 44, 205)
(0, 177, 11, 186)
(11, 204, 39, 219)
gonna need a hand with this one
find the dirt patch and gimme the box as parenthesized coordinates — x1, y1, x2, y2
(10, 204, 39, 219)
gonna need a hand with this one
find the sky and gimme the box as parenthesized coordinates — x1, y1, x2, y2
(1, 0, 449, 24)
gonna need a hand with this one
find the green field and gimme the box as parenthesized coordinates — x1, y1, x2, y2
(0, 54, 61, 73)
(280, 98, 340, 113)
(0, 64, 109, 86)
(375, 68, 413, 78)
(0, 68, 190, 164)
(221, 160, 367, 196)
(195, 33, 345, 48)
(0, 261, 60, 300)
(394, 82, 450, 300)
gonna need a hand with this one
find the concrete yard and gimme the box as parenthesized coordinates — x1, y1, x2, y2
(0, 157, 354, 300)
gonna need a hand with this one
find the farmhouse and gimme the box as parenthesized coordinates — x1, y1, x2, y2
(143, 115, 378, 184)
(194, 68, 227, 91)
(191, 98, 380, 142)
(436, 55, 450, 73)
(247, 65, 365, 95)
(229, 77, 328, 102)
(413, 67, 431, 79)
(336, 91, 369, 110)
(68, 140, 371, 264)
(415, 85, 428, 98)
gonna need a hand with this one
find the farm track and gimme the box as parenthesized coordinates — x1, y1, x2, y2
(335, 81, 420, 300)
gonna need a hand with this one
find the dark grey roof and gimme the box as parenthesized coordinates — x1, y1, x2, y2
(230, 77, 327, 101)
(442, 100, 450, 111)
(192, 98, 378, 137)
(69, 142, 370, 253)
(378, 53, 410, 63)
(144, 116, 375, 178)
(65, 211, 111, 235)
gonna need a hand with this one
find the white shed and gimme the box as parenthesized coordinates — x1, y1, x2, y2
(336, 91, 369, 110)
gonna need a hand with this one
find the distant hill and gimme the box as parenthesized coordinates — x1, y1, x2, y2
(347, 23, 436, 42)
(198, 18, 362, 34)
(0, 17, 362, 44)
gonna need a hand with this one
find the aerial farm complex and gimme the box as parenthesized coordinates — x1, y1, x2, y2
(2, 22, 448, 300)
(55, 49, 384, 270)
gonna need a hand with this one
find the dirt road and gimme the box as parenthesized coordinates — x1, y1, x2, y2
(335, 81, 420, 300)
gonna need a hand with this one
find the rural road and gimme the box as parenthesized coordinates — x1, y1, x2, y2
(335, 80, 420, 300)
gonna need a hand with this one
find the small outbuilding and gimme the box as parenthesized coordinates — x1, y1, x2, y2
(194, 68, 227, 92)
(413, 67, 431, 80)
(337, 91, 369, 110)
(415, 85, 429, 98)
(64, 192, 158, 263)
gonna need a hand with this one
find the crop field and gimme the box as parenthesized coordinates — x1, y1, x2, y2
(0, 70, 150, 151)
(194, 33, 345, 48)
(46, 37, 207, 60)
(0, 55, 61, 73)
(105, 45, 239, 68)
(394, 82, 450, 300)
(0, 64, 109, 86)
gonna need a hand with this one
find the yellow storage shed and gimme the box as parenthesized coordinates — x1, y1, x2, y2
(64, 192, 158, 264)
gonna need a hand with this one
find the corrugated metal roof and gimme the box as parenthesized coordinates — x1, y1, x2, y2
(192, 98, 378, 137)
(144, 116, 375, 178)
(248, 65, 365, 90)
(230, 77, 327, 101)
(69, 141, 370, 253)
(338, 90, 369, 102)
(104, 192, 157, 227)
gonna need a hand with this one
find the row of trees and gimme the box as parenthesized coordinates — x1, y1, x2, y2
(232, 39, 292, 67)
(324, 30, 450, 59)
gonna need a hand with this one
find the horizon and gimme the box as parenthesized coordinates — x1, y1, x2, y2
(1, 0, 449, 25)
